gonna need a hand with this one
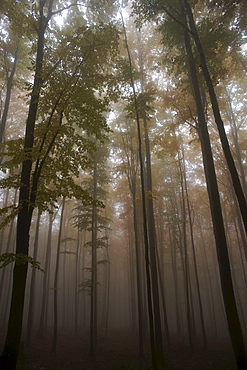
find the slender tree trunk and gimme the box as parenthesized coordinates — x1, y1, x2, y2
(81, 232, 86, 328)
(0, 188, 9, 254)
(224, 87, 247, 200)
(197, 219, 218, 337)
(144, 115, 166, 361)
(182, 146, 207, 350)
(178, 150, 195, 352)
(90, 161, 98, 357)
(74, 227, 80, 336)
(121, 8, 167, 367)
(181, 5, 247, 367)
(168, 218, 182, 335)
(38, 210, 53, 338)
(132, 180, 144, 357)
(62, 236, 68, 330)
(120, 122, 145, 356)
(26, 211, 41, 348)
(120, 10, 158, 368)
(0, 3, 49, 366)
(128, 226, 137, 333)
(0, 47, 18, 145)
(52, 196, 65, 353)
(183, 0, 247, 241)
(0, 189, 17, 310)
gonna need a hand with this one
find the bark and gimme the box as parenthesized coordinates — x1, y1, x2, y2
(132, 179, 144, 357)
(181, 3, 247, 367)
(183, 0, 247, 241)
(52, 196, 65, 353)
(182, 148, 207, 350)
(224, 87, 247, 200)
(199, 225, 218, 338)
(120, 122, 144, 357)
(100, 231, 110, 338)
(0, 189, 17, 312)
(178, 150, 195, 352)
(38, 210, 53, 338)
(90, 159, 98, 357)
(26, 211, 41, 348)
(168, 219, 182, 335)
(143, 115, 166, 363)
(74, 227, 80, 336)
(128, 226, 137, 333)
(137, 29, 166, 364)
(0, 3, 50, 366)
(0, 47, 18, 145)
(120, 11, 160, 368)
(0, 188, 9, 254)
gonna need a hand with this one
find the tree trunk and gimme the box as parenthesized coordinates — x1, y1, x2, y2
(38, 210, 53, 338)
(52, 197, 66, 353)
(183, 0, 247, 240)
(0, 3, 48, 366)
(132, 179, 144, 357)
(0, 189, 17, 322)
(90, 160, 98, 357)
(181, 145, 207, 349)
(143, 115, 166, 364)
(120, 10, 161, 368)
(0, 47, 18, 145)
(26, 211, 41, 348)
(74, 227, 80, 336)
(181, 4, 247, 367)
(178, 149, 195, 352)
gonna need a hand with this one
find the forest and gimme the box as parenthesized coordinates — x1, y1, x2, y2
(0, 0, 247, 369)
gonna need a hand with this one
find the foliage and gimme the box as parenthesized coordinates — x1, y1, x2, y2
(0, 252, 44, 271)
(0, 16, 121, 219)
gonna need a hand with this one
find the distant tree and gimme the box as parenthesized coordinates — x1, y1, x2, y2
(73, 140, 111, 356)
(120, 9, 166, 368)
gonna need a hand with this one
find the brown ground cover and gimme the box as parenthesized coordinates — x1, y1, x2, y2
(1, 330, 237, 369)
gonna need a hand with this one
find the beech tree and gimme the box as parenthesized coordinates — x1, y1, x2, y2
(72, 140, 111, 356)
(0, 1, 119, 368)
(132, 0, 247, 368)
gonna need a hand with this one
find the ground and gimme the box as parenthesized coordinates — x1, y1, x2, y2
(1, 330, 237, 369)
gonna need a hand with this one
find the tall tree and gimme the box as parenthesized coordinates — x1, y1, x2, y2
(132, 0, 247, 368)
(0, 1, 119, 367)
(120, 9, 166, 369)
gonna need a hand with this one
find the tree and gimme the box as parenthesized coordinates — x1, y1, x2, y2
(0, 1, 119, 367)
(132, 0, 247, 368)
(73, 140, 111, 356)
(120, 9, 166, 369)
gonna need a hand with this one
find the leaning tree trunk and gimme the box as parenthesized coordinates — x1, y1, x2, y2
(181, 4, 247, 367)
(182, 0, 247, 240)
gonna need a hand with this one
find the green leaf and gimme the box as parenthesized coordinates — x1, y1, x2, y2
(0, 253, 44, 272)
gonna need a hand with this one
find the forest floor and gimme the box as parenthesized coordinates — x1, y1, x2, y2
(1, 329, 237, 369)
